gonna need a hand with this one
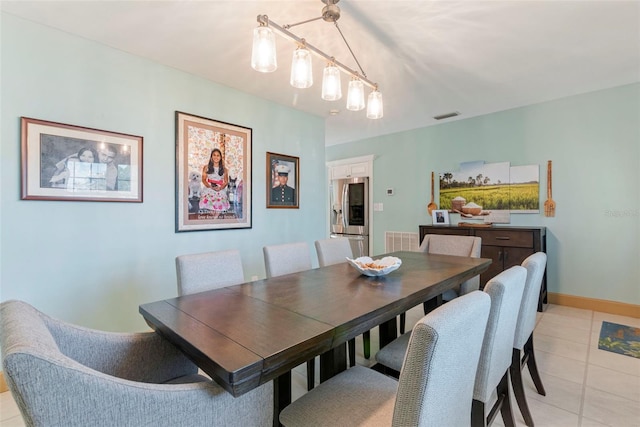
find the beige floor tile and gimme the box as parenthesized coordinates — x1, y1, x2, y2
(536, 350, 587, 384)
(582, 387, 640, 426)
(535, 321, 592, 345)
(539, 311, 594, 332)
(589, 347, 640, 377)
(0, 416, 26, 427)
(545, 304, 594, 320)
(592, 312, 640, 329)
(526, 398, 580, 426)
(579, 416, 612, 427)
(523, 372, 584, 414)
(0, 392, 21, 421)
(535, 331, 589, 362)
(586, 364, 640, 402)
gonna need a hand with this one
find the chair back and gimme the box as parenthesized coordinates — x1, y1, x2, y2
(176, 249, 245, 296)
(419, 234, 481, 257)
(393, 291, 491, 426)
(474, 266, 526, 403)
(315, 238, 353, 267)
(514, 252, 547, 350)
(420, 234, 482, 296)
(263, 242, 312, 278)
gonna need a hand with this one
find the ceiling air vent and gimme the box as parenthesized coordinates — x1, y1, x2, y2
(433, 111, 460, 120)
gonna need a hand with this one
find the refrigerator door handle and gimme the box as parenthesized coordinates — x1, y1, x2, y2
(341, 182, 349, 229)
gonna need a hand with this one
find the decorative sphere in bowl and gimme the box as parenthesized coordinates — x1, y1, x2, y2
(346, 256, 402, 277)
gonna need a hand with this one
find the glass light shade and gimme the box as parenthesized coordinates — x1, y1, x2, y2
(366, 90, 384, 119)
(321, 64, 342, 101)
(346, 78, 365, 111)
(251, 26, 277, 73)
(290, 47, 313, 88)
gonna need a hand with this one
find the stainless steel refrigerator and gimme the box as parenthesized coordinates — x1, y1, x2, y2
(330, 176, 369, 257)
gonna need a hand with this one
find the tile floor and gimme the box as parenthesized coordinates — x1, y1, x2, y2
(1, 304, 638, 426)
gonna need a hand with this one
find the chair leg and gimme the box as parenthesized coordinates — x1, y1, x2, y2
(511, 348, 535, 427)
(480, 371, 516, 427)
(363, 330, 371, 359)
(524, 334, 546, 396)
(497, 371, 516, 427)
(471, 400, 487, 427)
(348, 338, 356, 367)
(399, 313, 406, 334)
(306, 360, 315, 391)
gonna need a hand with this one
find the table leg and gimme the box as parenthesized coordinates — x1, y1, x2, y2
(422, 294, 443, 314)
(378, 317, 398, 348)
(273, 371, 291, 427)
(319, 342, 347, 382)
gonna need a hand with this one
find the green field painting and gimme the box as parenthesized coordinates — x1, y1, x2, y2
(440, 183, 539, 211)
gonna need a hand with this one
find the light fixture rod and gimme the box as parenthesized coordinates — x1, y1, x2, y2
(283, 16, 324, 29)
(257, 14, 377, 90)
(333, 21, 366, 79)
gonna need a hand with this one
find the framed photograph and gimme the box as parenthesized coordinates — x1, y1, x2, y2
(176, 111, 252, 232)
(21, 117, 143, 202)
(267, 152, 299, 209)
(432, 209, 450, 225)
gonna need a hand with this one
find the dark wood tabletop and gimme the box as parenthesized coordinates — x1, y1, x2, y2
(140, 251, 491, 424)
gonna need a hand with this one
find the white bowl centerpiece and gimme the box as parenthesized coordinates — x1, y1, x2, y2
(346, 256, 402, 277)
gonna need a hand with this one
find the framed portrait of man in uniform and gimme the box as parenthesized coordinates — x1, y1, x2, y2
(266, 152, 299, 209)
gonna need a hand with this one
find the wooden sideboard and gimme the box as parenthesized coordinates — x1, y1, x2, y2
(419, 225, 547, 311)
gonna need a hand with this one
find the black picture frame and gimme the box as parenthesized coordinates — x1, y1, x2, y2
(266, 152, 299, 209)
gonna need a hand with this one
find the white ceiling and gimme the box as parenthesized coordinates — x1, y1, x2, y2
(2, 1, 639, 146)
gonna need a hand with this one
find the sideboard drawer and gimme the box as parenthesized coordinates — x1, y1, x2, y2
(475, 230, 533, 248)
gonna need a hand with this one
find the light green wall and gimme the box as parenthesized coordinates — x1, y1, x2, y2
(328, 84, 640, 305)
(0, 14, 327, 331)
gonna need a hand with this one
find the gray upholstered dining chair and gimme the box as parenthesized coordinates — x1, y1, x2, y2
(315, 238, 370, 364)
(0, 300, 273, 427)
(472, 266, 526, 427)
(263, 241, 312, 279)
(176, 249, 245, 295)
(279, 290, 491, 427)
(399, 233, 482, 334)
(263, 241, 316, 390)
(510, 252, 547, 427)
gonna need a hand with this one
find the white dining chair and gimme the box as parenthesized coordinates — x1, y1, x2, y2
(399, 234, 482, 334)
(510, 252, 547, 427)
(472, 266, 526, 427)
(279, 291, 491, 427)
(315, 237, 370, 365)
(263, 242, 315, 390)
(175, 249, 245, 295)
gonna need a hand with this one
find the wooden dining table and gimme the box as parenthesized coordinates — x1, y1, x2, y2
(139, 251, 491, 426)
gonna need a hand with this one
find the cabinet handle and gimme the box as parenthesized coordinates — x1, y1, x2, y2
(504, 249, 508, 262)
(498, 250, 503, 261)
(496, 236, 510, 240)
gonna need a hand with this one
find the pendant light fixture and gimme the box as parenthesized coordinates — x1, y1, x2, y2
(321, 61, 342, 101)
(290, 45, 313, 88)
(346, 78, 365, 111)
(366, 89, 384, 119)
(250, 24, 277, 73)
(250, 0, 383, 119)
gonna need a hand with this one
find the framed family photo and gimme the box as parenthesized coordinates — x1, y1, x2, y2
(432, 209, 450, 225)
(266, 152, 299, 209)
(175, 111, 252, 232)
(21, 117, 143, 202)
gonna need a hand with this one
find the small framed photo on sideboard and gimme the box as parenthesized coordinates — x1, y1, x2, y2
(432, 209, 450, 225)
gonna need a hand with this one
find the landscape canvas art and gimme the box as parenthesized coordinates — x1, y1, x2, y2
(439, 160, 540, 223)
